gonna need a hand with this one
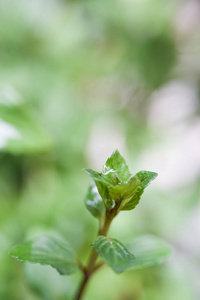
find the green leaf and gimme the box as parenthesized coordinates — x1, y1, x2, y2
(84, 169, 114, 208)
(103, 150, 131, 183)
(109, 176, 140, 202)
(121, 171, 158, 210)
(127, 235, 171, 270)
(136, 171, 158, 189)
(0, 101, 52, 154)
(101, 170, 120, 185)
(91, 236, 135, 273)
(84, 168, 117, 186)
(84, 169, 102, 182)
(120, 186, 143, 210)
(95, 181, 114, 208)
(9, 235, 78, 275)
(85, 181, 105, 219)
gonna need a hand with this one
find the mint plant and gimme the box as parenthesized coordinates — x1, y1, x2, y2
(10, 150, 171, 300)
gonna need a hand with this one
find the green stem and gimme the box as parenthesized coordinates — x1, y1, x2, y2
(98, 215, 112, 236)
(74, 273, 90, 300)
(74, 215, 112, 300)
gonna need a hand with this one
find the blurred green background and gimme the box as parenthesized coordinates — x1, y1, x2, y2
(1, 0, 200, 299)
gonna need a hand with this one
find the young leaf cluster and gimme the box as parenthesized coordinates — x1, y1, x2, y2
(10, 150, 171, 300)
(84, 150, 157, 212)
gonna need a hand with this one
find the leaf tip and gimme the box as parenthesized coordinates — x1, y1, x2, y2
(112, 149, 120, 155)
(148, 171, 158, 181)
(83, 168, 90, 174)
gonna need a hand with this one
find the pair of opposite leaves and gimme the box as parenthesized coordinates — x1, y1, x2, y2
(10, 150, 171, 275)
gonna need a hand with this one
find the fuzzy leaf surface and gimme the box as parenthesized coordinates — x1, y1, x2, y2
(10, 235, 78, 275)
(92, 236, 135, 273)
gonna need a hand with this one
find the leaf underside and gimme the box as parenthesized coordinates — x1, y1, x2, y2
(85, 181, 105, 218)
(127, 235, 172, 270)
(10, 235, 78, 275)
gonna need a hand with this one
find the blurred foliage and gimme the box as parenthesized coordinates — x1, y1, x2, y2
(0, 0, 200, 299)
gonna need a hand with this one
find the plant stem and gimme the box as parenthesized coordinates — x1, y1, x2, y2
(74, 273, 90, 300)
(74, 215, 113, 300)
